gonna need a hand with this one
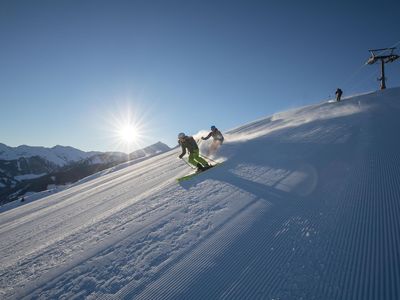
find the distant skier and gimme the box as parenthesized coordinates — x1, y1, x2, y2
(335, 88, 343, 102)
(201, 125, 224, 155)
(178, 132, 210, 172)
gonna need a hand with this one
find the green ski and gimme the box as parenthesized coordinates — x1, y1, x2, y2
(177, 163, 221, 182)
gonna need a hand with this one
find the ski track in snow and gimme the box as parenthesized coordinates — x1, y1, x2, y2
(1, 89, 400, 299)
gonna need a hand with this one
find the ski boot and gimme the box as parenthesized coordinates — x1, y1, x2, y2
(196, 163, 205, 173)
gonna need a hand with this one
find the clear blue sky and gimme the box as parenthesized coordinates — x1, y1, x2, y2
(1, 0, 399, 152)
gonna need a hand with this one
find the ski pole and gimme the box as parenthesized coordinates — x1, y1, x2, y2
(180, 157, 196, 169)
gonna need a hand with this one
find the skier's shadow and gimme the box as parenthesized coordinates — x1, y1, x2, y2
(179, 164, 302, 207)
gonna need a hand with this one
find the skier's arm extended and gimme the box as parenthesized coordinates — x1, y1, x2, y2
(202, 132, 212, 140)
(179, 142, 186, 159)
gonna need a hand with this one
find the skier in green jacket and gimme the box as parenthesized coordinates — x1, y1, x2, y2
(178, 132, 210, 172)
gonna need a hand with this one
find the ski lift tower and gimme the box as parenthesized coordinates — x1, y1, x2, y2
(366, 47, 399, 90)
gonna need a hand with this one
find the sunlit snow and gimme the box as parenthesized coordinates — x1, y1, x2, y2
(1, 88, 400, 299)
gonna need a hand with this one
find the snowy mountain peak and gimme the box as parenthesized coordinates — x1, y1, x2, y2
(0, 142, 172, 204)
(0, 143, 89, 166)
(0, 142, 170, 167)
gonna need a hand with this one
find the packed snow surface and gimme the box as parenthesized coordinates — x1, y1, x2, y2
(1, 88, 400, 299)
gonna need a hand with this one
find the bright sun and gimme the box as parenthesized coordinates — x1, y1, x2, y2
(118, 124, 138, 144)
(103, 101, 150, 153)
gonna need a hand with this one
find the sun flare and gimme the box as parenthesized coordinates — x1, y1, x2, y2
(100, 100, 153, 153)
(108, 106, 148, 153)
(118, 124, 139, 144)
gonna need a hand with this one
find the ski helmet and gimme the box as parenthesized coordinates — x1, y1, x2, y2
(211, 125, 216, 131)
(178, 132, 185, 139)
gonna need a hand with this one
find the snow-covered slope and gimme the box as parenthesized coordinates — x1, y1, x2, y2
(1, 88, 400, 299)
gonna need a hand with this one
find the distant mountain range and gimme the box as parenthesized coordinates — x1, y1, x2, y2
(0, 142, 171, 204)
(0, 143, 100, 166)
